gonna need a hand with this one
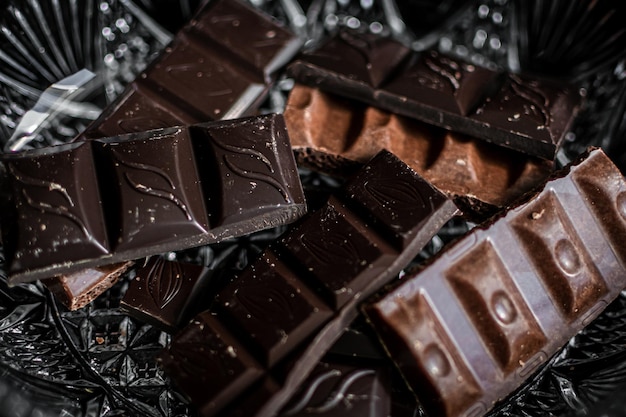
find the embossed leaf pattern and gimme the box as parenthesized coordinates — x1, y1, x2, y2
(283, 368, 376, 415)
(147, 258, 184, 309)
(8, 163, 91, 238)
(210, 120, 291, 203)
(364, 176, 429, 215)
(112, 147, 193, 221)
(299, 229, 360, 266)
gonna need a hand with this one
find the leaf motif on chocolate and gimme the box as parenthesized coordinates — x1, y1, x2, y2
(508, 75, 550, 127)
(111, 147, 193, 221)
(210, 122, 291, 203)
(364, 177, 429, 215)
(283, 368, 376, 415)
(146, 258, 184, 309)
(8, 164, 91, 238)
(299, 227, 360, 267)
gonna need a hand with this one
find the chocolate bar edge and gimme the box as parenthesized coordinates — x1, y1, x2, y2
(254, 194, 459, 417)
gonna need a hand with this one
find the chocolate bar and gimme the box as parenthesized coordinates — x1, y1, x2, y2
(364, 148, 626, 417)
(280, 359, 392, 417)
(158, 150, 458, 417)
(43, 261, 133, 310)
(285, 84, 553, 218)
(120, 256, 212, 332)
(288, 30, 582, 159)
(1, 114, 305, 284)
(80, 0, 300, 139)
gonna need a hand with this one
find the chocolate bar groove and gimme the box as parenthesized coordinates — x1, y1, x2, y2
(364, 148, 626, 417)
(159, 150, 458, 417)
(1, 114, 305, 283)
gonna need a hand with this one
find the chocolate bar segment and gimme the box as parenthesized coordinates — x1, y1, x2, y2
(288, 30, 582, 159)
(281, 359, 392, 417)
(285, 84, 553, 217)
(159, 150, 458, 417)
(364, 148, 626, 417)
(120, 257, 212, 332)
(2, 114, 306, 283)
(81, 0, 299, 140)
(43, 261, 133, 310)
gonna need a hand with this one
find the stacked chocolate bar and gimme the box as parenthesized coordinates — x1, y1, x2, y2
(1, 1, 625, 417)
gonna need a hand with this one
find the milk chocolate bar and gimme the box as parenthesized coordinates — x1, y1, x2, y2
(158, 150, 458, 417)
(81, 0, 300, 139)
(288, 30, 582, 159)
(364, 148, 626, 417)
(285, 84, 553, 218)
(1, 114, 305, 283)
(43, 261, 133, 310)
(120, 257, 212, 332)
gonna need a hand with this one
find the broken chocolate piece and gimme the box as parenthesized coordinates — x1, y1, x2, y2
(284, 84, 553, 218)
(288, 30, 582, 159)
(120, 257, 212, 332)
(158, 150, 458, 417)
(364, 148, 626, 417)
(1, 114, 305, 283)
(44, 262, 133, 310)
(81, 0, 300, 139)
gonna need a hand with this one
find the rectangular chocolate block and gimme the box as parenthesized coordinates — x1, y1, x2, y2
(364, 148, 626, 417)
(120, 257, 212, 332)
(43, 261, 133, 310)
(288, 30, 582, 159)
(285, 84, 553, 218)
(158, 150, 458, 417)
(1, 114, 305, 283)
(80, 0, 300, 139)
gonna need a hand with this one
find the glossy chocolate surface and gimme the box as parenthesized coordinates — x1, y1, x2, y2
(364, 148, 626, 417)
(158, 150, 458, 417)
(2, 114, 305, 283)
(81, 0, 299, 140)
(43, 261, 133, 310)
(288, 31, 582, 159)
(285, 84, 553, 217)
(120, 257, 211, 332)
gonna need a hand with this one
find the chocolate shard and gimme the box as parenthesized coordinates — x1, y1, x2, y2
(159, 150, 458, 417)
(120, 257, 212, 332)
(288, 30, 583, 159)
(285, 84, 554, 218)
(2, 114, 306, 284)
(363, 148, 626, 417)
(81, 0, 300, 140)
(43, 261, 133, 311)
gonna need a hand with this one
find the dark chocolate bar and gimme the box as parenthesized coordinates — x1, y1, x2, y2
(1, 114, 305, 283)
(280, 359, 391, 417)
(288, 30, 582, 159)
(43, 261, 133, 310)
(285, 84, 553, 217)
(80, 0, 300, 139)
(158, 150, 458, 417)
(364, 148, 626, 417)
(120, 257, 211, 332)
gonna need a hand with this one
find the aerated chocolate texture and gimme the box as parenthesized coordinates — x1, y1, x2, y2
(1, 114, 305, 284)
(288, 30, 582, 159)
(80, 0, 300, 139)
(364, 148, 626, 417)
(158, 150, 458, 417)
(285, 84, 554, 215)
